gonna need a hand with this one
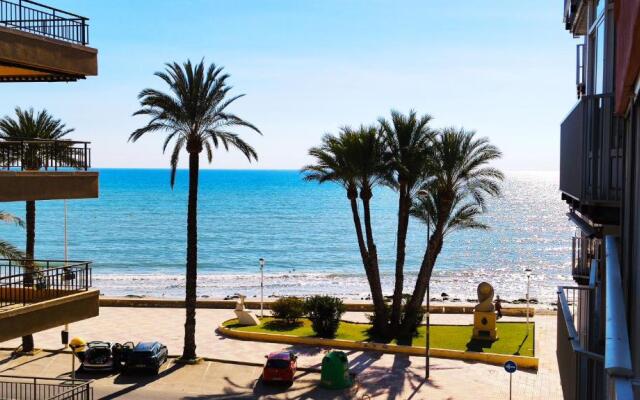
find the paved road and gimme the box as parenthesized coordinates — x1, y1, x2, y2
(0, 307, 563, 399)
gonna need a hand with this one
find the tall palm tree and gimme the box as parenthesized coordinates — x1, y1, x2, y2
(398, 127, 503, 342)
(130, 60, 260, 361)
(0, 211, 24, 260)
(0, 107, 73, 352)
(303, 126, 390, 336)
(378, 110, 434, 331)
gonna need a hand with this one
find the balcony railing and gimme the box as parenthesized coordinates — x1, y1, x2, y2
(603, 236, 634, 398)
(0, 259, 92, 308)
(557, 286, 605, 400)
(0, 0, 89, 45)
(557, 236, 636, 400)
(0, 138, 91, 171)
(0, 375, 93, 399)
(571, 235, 600, 284)
(560, 94, 623, 206)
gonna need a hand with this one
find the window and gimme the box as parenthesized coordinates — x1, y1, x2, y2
(588, 0, 608, 95)
(591, 0, 606, 24)
(594, 22, 605, 94)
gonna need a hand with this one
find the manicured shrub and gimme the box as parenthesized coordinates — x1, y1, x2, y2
(304, 295, 346, 338)
(271, 297, 305, 324)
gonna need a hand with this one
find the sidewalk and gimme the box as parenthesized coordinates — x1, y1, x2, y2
(0, 307, 562, 399)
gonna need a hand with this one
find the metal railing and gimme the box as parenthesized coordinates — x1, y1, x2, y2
(556, 236, 635, 400)
(603, 236, 634, 398)
(557, 286, 605, 400)
(571, 235, 600, 283)
(575, 44, 585, 98)
(0, 138, 91, 171)
(560, 94, 624, 205)
(571, 235, 589, 281)
(0, 259, 92, 308)
(0, 0, 89, 45)
(0, 375, 93, 399)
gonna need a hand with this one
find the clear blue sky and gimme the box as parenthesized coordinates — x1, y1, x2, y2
(3, 0, 579, 170)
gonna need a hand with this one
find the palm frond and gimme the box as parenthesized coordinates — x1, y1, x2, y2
(130, 59, 261, 186)
(0, 211, 24, 227)
(0, 240, 24, 260)
(411, 127, 503, 238)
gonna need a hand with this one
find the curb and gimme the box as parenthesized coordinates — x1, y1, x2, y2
(217, 323, 539, 371)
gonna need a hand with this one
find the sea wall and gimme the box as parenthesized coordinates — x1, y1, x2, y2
(99, 296, 537, 317)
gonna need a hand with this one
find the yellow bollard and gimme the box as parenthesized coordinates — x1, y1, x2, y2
(69, 337, 86, 382)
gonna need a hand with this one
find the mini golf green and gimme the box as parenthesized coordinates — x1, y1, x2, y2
(223, 318, 535, 357)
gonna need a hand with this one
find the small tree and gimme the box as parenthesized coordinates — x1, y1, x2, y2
(305, 295, 346, 338)
(271, 297, 305, 325)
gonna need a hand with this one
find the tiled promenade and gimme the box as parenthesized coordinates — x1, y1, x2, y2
(0, 307, 562, 399)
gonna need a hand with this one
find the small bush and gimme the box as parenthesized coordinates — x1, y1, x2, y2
(271, 297, 305, 325)
(304, 295, 346, 338)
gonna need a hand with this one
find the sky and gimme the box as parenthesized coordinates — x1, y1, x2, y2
(2, 0, 580, 170)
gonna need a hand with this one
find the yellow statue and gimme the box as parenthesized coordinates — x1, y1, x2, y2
(472, 282, 498, 340)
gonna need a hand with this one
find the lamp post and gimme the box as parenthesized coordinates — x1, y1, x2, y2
(417, 189, 431, 381)
(525, 268, 532, 333)
(259, 258, 265, 318)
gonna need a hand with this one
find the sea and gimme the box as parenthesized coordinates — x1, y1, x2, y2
(0, 169, 574, 304)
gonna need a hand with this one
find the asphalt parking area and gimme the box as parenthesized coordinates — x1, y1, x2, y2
(0, 351, 359, 399)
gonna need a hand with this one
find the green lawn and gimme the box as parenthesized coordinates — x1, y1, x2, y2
(223, 318, 534, 357)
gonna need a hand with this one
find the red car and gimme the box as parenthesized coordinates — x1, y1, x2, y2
(262, 351, 297, 384)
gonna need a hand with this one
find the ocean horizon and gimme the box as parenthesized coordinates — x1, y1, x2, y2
(0, 169, 573, 304)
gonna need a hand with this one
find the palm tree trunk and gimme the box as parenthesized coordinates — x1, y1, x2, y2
(397, 226, 444, 343)
(22, 200, 35, 352)
(390, 184, 410, 330)
(24, 200, 35, 284)
(360, 187, 388, 337)
(182, 151, 199, 361)
(347, 190, 388, 336)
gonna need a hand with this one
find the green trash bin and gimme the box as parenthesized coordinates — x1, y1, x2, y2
(320, 351, 353, 389)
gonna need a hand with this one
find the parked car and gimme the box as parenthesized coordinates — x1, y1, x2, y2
(80, 341, 131, 372)
(123, 341, 168, 374)
(262, 351, 297, 384)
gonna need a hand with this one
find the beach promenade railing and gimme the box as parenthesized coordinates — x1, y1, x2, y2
(0, 138, 91, 171)
(0, 0, 89, 45)
(0, 375, 93, 400)
(0, 259, 92, 308)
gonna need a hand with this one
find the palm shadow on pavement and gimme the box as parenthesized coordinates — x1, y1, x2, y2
(99, 362, 185, 400)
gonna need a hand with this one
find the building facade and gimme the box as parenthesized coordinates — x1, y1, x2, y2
(0, 0, 99, 345)
(558, 0, 640, 399)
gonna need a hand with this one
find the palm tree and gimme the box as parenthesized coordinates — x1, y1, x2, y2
(0, 211, 24, 260)
(130, 60, 260, 361)
(0, 107, 74, 352)
(398, 127, 503, 342)
(378, 110, 434, 331)
(303, 126, 390, 336)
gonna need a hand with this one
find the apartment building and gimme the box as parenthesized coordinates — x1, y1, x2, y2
(0, 0, 99, 347)
(558, 0, 639, 399)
